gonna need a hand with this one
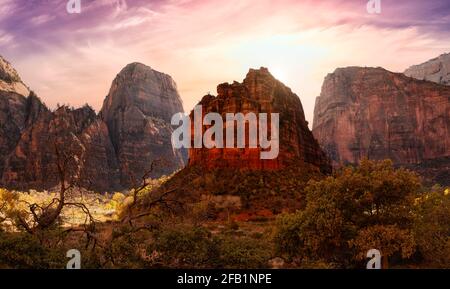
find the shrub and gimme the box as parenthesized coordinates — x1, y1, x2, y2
(148, 225, 220, 268)
(413, 186, 450, 267)
(273, 159, 421, 268)
(148, 224, 272, 268)
(218, 235, 271, 269)
(0, 232, 65, 269)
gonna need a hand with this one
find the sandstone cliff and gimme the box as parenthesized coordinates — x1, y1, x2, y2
(188, 67, 331, 173)
(0, 58, 186, 191)
(312, 66, 450, 184)
(0, 56, 47, 180)
(0, 56, 29, 97)
(2, 104, 124, 191)
(149, 68, 330, 216)
(404, 53, 450, 86)
(100, 63, 186, 185)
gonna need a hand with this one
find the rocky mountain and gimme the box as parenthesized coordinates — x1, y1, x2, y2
(404, 53, 450, 85)
(0, 56, 46, 180)
(188, 67, 331, 173)
(100, 63, 186, 185)
(0, 58, 186, 191)
(312, 66, 450, 185)
(1, 103, 126, 191)
(0, 56, 30, 97)
(148, 67, 331, 214)
(151, 68, 331, 215)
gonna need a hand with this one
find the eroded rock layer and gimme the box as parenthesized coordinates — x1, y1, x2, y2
(100, 63, 186, 185)
(312, 66, 450, 184)
(0, 58, 186, 191)
(404, 53, 450, 86)
(188, 67, 331, 173)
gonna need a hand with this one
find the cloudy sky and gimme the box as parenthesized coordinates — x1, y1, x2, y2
(0, 0, 449, 124)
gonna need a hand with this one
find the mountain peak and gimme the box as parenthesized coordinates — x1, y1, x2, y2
(0, 55, 21, 83)
(189, 68, 330, 172)
(404, 52, 450, 85)
(99, 63, 186, 186)
(313, 64, 450, 185)
(247, 66, 271, 75)
(0, 55, 30, 97)
(101, 63, 183, 123)
(244, 67, 275, 81)
(119, 62, 152, 75)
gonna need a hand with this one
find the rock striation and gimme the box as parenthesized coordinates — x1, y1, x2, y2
(404, 53, 450, 86)
(0, 56, 45, 179)
(0, 58, 186, 191)
(312, 66, 450, 184)
(1, 105, 121, 191)
(100, 63, 186, 185)
(0, 56, 30, 97)
(188, 67, 331, 173)
(154, 68, 331, 215)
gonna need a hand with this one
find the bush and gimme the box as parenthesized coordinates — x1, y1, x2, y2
(348, 224, 415, 268)
(0, 232, 65, 269)
(148, 225, 220, 268)
(218, 235, 271, 269)
(413, 186, 450, 267)
(148, 224, 272, 268)
(108, 227, 150, 268)
(273, 159, 421, 268)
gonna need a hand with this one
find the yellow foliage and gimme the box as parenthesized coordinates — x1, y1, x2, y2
(0, 188, 19, 209)
(112, 192, 126, 202)
(0, 188, 31, 231)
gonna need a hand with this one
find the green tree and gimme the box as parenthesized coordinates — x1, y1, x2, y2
(274, 159, 420, 268)
(413, 186, 450, 267)
(148, 225, 220, 268)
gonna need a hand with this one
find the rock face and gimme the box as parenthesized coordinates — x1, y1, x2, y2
(312, 66, 450, 184)
(100, 63, 186, 185)
(188, 67, 330, 173)
(2, 105, 121, 191)
(152, 68, 330, 216)
(0, 56, 30, 97)
(0, 58, 186, 191)
(0, 56, 45, 178)
(404, 53, 450, 86)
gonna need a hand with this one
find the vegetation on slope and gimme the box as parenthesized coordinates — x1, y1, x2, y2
(0, 159, 448, 268)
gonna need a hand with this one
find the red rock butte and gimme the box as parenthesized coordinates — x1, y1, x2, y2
(187, 67, 331, 173)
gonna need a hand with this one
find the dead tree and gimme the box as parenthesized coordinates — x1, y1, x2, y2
(120, 158, 182, 225)
(14, 140, 96, 241)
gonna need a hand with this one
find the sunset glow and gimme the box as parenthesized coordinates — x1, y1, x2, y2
(1, 0, 449, 123)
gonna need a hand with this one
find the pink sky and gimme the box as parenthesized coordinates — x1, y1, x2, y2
(1, 0, 449, 125)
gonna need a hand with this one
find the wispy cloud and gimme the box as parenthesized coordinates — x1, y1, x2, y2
(29, 14, 56, 25)
(0, 32, 13, 47)
(0, 0, 449, 124)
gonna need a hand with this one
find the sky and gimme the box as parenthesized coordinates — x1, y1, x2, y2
(0, 0, 449, 125)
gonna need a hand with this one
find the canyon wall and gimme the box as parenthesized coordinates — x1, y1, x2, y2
(188, 67, 331, 173)
(312, 66, 450, 184)
(0, 58, 186, 191)
(404, 53, 450, 86)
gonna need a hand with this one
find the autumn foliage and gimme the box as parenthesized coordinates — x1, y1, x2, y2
(0, 159, 449, 268)
(274, 159, 449, 268)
